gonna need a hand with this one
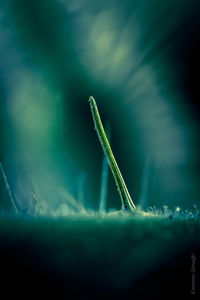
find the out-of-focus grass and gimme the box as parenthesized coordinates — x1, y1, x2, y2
(0, 213, 199, 299)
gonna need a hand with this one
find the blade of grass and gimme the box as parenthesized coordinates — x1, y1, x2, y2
(99, 121, 110, 212)
(138, 158, 150, 210)
(0, 162, 19, 213)
(32, 191, 41, 215)
(77, 172, 86, 209)
(89, 96, 136, 211)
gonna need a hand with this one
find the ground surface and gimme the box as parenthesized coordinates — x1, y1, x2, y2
(0, 213, 199, 299)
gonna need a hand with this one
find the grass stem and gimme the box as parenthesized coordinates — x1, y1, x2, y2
(0, 162, 19, 213)
(32, 192, 41, 215)
(99, 121, 110, 212)
(89, 96, 136, 211)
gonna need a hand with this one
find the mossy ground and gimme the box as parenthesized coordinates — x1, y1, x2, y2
(0, 213, 199, 299)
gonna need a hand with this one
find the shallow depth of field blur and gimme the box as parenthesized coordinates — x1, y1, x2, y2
(0, 0, 200, 215)
(0, 1, 200, 299)
(0, 0, 200, 213)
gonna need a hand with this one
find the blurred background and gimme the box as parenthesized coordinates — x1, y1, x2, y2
(0, 0, 200, 213)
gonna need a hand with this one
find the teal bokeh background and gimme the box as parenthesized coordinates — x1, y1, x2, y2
(0, 0, 200, 212)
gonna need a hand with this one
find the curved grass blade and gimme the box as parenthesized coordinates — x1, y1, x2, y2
(99, 121, 110, 212)
(89, 96, 136, 211)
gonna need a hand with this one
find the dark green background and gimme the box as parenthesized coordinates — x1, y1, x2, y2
(0, 0, 200, 212)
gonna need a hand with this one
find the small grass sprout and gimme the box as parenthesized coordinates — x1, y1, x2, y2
(89, 96, 136, 212)
(0, 162, 19, 213)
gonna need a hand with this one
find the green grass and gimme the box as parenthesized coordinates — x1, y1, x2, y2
(89, 96, 136, 211)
